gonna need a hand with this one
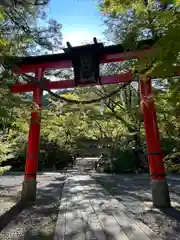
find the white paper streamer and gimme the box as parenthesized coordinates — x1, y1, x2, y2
(100, 99, 105, 115)
(58, 101, 63, 114)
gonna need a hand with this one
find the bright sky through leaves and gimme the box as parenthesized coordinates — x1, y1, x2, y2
(47, 0, 105, 46)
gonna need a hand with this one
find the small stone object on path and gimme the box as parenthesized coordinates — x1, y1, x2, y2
(54, 170, 161, 240)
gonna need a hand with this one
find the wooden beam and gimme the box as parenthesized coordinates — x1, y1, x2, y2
(11, 72, 133, 93)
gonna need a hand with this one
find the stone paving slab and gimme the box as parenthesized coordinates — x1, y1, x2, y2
(54, 171, 162, 240)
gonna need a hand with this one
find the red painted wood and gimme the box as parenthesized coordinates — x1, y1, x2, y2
(11, 83, 36, 93)
(24, 68, 44, 180)
(14, 60, 72, 74)
(11, 72, 133, 93)
(140, 77, 166, 180)
(101, 49, 151, 63)
(14, 50, 151, 74)
(24, 111, 41, 179)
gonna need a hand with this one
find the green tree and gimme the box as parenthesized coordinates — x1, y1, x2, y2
(0, 0, 62, 172)
(99, 0, 180, 77)
(98, 0, 180, 172)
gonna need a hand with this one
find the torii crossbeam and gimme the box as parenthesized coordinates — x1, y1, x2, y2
(8, 38, 171, 207)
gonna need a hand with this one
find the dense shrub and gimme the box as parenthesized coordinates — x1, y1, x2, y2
(94, 147, 136, 173)
(39, 140, 74, 169)
(3, 138, 74, 171)
(111, 148, 136, 173)
(164, 152, 180, 173)
(161, 137, 180, 155)
(0, 133, 17, 174)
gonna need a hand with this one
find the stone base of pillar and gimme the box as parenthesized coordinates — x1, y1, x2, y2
(21, 178, 37, 204)
(151, 179, 171, 208)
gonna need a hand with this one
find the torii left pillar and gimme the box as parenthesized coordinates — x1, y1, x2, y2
(21, 68, 44, 202)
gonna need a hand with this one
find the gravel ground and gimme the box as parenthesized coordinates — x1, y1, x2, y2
(91, 173, 180, 240)
(0, 172, 66, 240)
(0, 173, 23, 217)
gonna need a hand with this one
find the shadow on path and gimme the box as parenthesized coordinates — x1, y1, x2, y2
(0, 175, 66, 240)
(92, 173, 180, 240)
(54, 172, 158, 240)
(161, 207, 180, 221)
(0, 201, 25, 231)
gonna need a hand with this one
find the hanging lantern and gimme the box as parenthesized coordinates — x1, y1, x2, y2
(58, 101, 63, 114)
(100, 99, 105, 115)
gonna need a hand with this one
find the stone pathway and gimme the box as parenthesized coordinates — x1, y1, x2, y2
(54, 170, 161, 240)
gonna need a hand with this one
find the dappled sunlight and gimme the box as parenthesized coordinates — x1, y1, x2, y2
(0, 174, 66, 239)
(91, 172, 180, 239)
(55, 171, 158, 239)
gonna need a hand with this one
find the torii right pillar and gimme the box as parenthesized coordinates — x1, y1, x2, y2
(140, 75, 171, 208)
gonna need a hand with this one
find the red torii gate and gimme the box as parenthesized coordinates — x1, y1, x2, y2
(9, 38, 171, 207)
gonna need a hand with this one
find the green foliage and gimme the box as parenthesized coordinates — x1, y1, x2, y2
(0, 0, 62, 171)
(0, 132, 15, 174)
(109, 138, 139, 173)
(99, 0, 180, 76)
(0, 166, 11, 175)
(111, 148, 136, 173)
(5, 138, 74, 171)
(165, 152, 180, 173)
(39, 139, 74, 169)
